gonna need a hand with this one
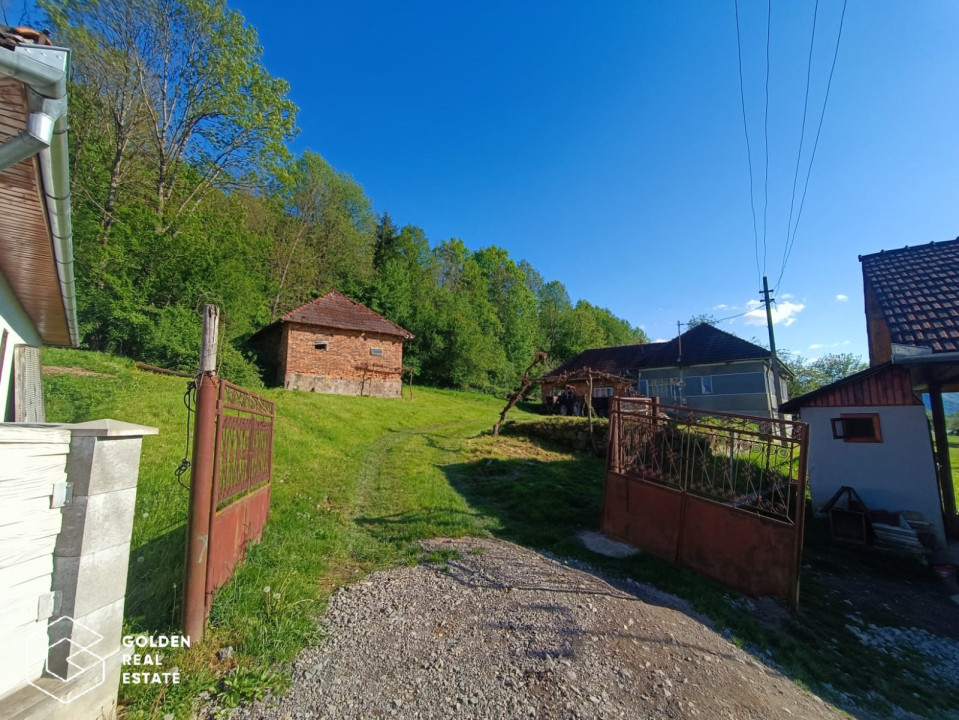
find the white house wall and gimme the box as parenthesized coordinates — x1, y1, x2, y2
(0, 424, 69, 699)
(803, 405, 945, 546)
(0, 270, 42, 419)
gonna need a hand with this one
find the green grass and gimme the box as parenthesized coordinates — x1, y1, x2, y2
(42, 348, 959, 719)
(949, 441, 959, 508)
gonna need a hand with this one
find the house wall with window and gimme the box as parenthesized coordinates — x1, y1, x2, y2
(801, 404, 944, 546)
(280, 322, 405, 397)
(637, 360, 784, 417)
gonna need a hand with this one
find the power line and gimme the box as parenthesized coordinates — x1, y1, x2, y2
(734, 0, 762, 284)
(775, 0, 848, 292)
(761, 0, 771, 276)
(782, 0, 820, 282)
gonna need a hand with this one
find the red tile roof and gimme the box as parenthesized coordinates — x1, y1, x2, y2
(860, 238, 959, 353)
(280, 291, 413, 339)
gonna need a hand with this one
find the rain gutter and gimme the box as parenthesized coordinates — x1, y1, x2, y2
(0, 42, 77, 347)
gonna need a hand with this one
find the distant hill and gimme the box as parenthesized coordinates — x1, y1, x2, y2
(921, 392, 959, 416)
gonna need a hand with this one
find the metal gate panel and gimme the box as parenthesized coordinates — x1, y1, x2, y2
(207, 484, 271, 595)
(623, 475, 683, 561)
(601, 397, 808, 608)
(680, 495, 799, 601)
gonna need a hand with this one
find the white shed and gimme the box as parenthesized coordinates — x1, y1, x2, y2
(780, 363, 946, 548)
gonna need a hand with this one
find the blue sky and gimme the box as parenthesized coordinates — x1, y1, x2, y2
(51, 1, 959, 359)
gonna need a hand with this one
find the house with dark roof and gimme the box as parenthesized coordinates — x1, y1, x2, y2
(250, 291, 414, 397)
(858, 238, 959, 537)
(542, 323, 790, 418)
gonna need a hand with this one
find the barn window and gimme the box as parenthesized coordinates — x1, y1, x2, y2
(831, 413, 882, 443)
(370, 348, 383, 356)
(314, 342, 328, 351)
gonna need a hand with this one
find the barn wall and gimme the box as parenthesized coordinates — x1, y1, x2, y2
(282, 322, 404, 398)
(803, 404, 945, 546)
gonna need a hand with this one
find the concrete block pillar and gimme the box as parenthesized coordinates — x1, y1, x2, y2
(45, 420, 157, 718)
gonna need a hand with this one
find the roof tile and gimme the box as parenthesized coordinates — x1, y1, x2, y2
(861, 238, 959, 353)
(280, 291, 413, 339)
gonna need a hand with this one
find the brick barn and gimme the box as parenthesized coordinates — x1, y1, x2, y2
(251, 291, 413, 397)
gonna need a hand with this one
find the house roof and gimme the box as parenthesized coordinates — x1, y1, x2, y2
(860, 237, 959, 353)
(0, 32, 76, 346)
(278, 291, 414, 339)
(779, 363, 919, 412)
(545, 324, 774, 379)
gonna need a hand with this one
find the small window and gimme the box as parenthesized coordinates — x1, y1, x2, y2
(592, 386, 614, 398)
(831, 413, 882, 443)
(314, 342, 328, 351)
(637, 379, 649, 396)
(370, 348, 383, 356)
(701, 376, 713, 395)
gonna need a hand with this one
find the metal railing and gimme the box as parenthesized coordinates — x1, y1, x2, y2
(609, 397, 807, 524)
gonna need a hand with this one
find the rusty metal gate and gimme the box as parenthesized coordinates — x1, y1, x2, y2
(602, 397, 808, 608)
(183, 375, 274, 640)
(207, 379, 274, 599)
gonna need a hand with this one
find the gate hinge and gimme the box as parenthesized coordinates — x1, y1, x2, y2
(51, 482, 73, 508)
(37, 591, 61, 621)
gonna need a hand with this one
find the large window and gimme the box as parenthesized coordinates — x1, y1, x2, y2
(831, 413, 882, 443)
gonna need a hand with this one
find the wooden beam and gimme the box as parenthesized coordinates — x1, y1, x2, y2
(928, 382, 958, 537)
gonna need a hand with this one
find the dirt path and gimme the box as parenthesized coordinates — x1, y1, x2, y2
(236, 538, 846, 720)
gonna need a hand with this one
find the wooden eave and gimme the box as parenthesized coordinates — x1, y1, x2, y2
(0, 75, 70, 345)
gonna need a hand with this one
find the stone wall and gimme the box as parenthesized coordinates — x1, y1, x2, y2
(281, 322, 405, 397)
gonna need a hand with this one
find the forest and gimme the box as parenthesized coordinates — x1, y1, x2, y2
(42, 0, 647, 392)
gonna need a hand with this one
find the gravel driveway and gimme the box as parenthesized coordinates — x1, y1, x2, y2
(237, 537, 845, 720)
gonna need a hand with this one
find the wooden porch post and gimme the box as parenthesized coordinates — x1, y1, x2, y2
(929, 382, 958, 537)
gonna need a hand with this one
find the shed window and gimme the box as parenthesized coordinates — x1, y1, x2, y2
(370, 348, 383, 356)
(831, 413, 882, 443)
(314, 342, 328, 351)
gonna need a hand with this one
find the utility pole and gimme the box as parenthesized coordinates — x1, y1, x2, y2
(676, 320, 685, 406)
(183, 304, 220, 643)
(761, 276, 785, 425)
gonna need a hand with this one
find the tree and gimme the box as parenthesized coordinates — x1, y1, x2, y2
(45, 0, 297, 233)
(268, 153, 376, 321)
(687, 313, 718, 328)
(784, 353, 869, 398)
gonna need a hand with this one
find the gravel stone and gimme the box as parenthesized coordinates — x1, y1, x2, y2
(237, 538, 848, 720)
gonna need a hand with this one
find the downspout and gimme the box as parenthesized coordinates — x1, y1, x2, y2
(0, 43, 77, 346)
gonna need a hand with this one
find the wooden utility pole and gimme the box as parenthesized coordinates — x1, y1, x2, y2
(199, 304, 220, 374)
(183, 304, 220, 643)
(761, 276, 785, 423)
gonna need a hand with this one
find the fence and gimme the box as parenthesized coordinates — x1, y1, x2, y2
(602, 397, 808, 607)
(183, 376, 274, 640)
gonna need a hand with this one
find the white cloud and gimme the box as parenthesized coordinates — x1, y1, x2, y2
(743, 299, 805, 327)
(836, 294, 849, 302)
(652, 338, 670, 343)
(780, 293, 795, 300)
(713, 303, 729, 311)
(809, 340, 851, 350)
